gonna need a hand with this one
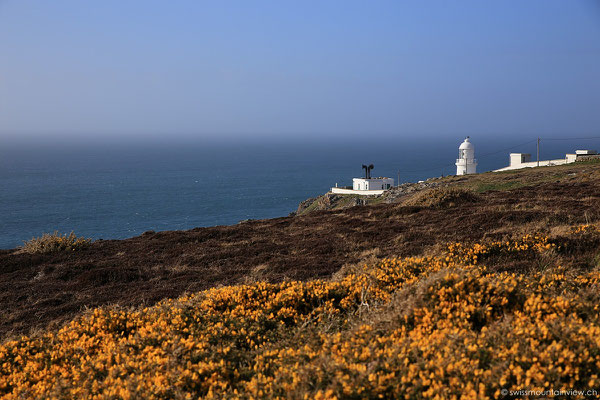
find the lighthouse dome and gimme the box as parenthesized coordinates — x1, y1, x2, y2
(459, 137, 474, 150)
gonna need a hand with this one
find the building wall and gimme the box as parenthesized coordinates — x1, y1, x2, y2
(494, 152, 581, 172)
(455, 159, 477, 175)
(331, 187, 385, 196)
(352, 178, 394, 191)
(495, 158, 573, 172)
(510, 153, 531, 166)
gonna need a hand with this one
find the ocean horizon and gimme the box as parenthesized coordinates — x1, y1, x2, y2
(1, 135, 599, 250)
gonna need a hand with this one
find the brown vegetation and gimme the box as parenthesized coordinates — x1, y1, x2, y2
(402, 187, 480, 208)
(0, 162, 599, 339)
(18, 231, 91, 255)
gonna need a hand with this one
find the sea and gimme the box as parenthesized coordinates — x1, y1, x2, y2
(1, 136, 599, 249)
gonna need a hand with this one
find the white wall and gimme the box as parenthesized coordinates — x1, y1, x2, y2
(510, 153, 531, 166)
(331, 187, 385, 195)
(353, 178, 394, 190)
(455, 158, 477, 175)
(495, 157, 573, 172)
(494, 152, 579, 171)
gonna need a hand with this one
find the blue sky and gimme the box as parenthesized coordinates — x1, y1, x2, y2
(1, 0, 599, 143)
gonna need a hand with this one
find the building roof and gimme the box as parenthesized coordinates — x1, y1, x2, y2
(459, 137, 474, 150)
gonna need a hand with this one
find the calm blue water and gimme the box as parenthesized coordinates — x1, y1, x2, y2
(1, 137, 598, 249)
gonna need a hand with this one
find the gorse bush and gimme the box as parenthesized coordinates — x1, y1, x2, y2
(404, 187, 480, 209)
(1, 227, 600, 399)
(20, 231, 91, 254)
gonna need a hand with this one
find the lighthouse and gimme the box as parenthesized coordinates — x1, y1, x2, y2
(455, 137, 477, 175)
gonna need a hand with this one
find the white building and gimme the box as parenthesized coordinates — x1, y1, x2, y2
(331, 177, 394, 195)
(331, 165, 394, 195)
(455, 137, 477, 175)
(352, 177, 394, 191)
(493, 150, 596, 172)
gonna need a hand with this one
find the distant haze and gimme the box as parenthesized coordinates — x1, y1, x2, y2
(1, 0, 600, 143)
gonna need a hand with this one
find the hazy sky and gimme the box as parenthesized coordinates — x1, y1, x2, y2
(1, 1, 599, 143)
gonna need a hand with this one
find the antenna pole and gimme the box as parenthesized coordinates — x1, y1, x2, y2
(537, 137, 540, 167)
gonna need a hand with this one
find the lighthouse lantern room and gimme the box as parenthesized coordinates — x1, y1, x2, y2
(455, 137, 477, 175)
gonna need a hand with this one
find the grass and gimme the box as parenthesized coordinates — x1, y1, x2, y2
(473, 181, 526, 193)
(19, 231, 91, 254)
(403, 187, 480, 208)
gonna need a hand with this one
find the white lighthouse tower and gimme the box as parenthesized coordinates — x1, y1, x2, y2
(455, 137, 477, 175)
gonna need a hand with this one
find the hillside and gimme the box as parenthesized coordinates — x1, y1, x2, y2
(1, 161, 599, 339)
(295, 161, 600, 215)
(1, 161, 600, 398)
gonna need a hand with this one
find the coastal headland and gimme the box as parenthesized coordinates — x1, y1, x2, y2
(1, 160, 600, 398)
(1, 161, 599, 338)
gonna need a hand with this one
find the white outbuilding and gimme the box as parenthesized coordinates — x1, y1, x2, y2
(352, 177, 394, 191)
(331, 164, 394, 195)
(494, 149, 596, 172)
(455, 137, 477, 175)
